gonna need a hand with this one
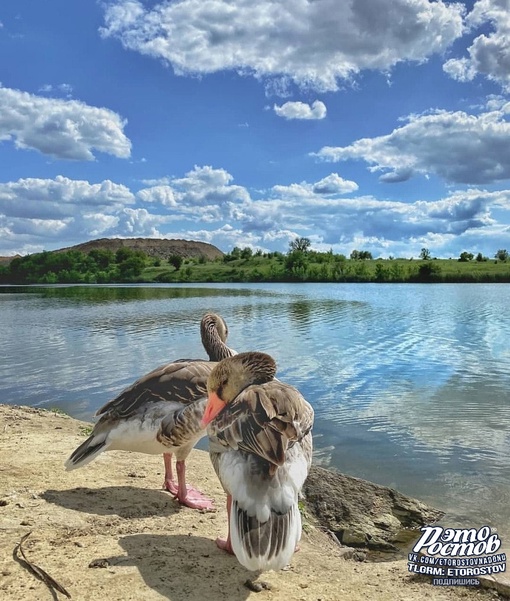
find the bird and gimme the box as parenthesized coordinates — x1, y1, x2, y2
(65, 312, 236, 510)
(200, 351, 314, 570)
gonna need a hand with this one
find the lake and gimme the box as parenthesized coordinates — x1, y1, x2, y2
(1, 283, 509, 541)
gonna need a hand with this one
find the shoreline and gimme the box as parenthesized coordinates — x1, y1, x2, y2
(1, 404, 508, 600)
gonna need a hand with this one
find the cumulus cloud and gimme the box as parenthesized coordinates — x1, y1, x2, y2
(2, 168, 509, 259)
(244, 187, 505, 259)
(137, 185, 177, 207)
(314, 107, 510, 185)
(0, 176, 135, 220)
(443, 0, 510, 90)
(0, 176, 137, 255)
(100, 0, 464, 92)
(137, 165, 251, 222)
(274, 100, 326, 120)
(312, 173, 359, 195)
(0, 86, 131, 160)
(273, 173, 359, 198)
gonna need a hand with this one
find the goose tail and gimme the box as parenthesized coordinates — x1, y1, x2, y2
(65, 431, 109, 471)
(229, 498, 301, 571)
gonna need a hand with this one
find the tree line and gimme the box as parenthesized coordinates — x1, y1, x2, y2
(0, 248, 150, 284)
(0, 238, 508, 285)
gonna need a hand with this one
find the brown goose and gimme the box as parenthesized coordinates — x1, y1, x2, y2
(65, 312, 236, 510)
(201, 352, 314, 570)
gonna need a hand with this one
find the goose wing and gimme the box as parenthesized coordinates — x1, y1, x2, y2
(95, 359, 215, 420)
(212, 381, 314, 468)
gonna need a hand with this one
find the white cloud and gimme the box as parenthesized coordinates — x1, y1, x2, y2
(0, 176, 137, 255)
(272, 173, 359, 198)
(443, 0, 510, 90)
(101, 0, 465, 92)
(137, 165, 250, 222)
(312, 173, 359, 195)
(274, 100, 326, 120)
(0, 176, 135, 220)
(0, 86, 131, 160)
(38, 83, 74, 97)
(141, 185, 510, 259)
(137, 185, 177, 207)
(314, 107, 510, 184)
(1, 168, 509, 259)
(115, 207, 167, 237)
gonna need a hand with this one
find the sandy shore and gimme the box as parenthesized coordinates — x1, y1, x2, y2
(0, 405, 507, 601)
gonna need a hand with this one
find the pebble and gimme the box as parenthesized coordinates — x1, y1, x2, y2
(89, 559, 110, 569)
(244, 580, 273, 593)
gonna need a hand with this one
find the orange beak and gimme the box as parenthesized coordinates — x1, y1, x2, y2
(201, 392, 226, 427)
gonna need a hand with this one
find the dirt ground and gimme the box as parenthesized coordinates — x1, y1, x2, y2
(0, 404, 507, 601)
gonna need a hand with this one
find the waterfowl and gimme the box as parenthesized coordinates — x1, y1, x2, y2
(65, 312, 236, 510)
(201, 352, 314, 570)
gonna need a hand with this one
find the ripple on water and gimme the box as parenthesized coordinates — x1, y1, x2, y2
(1, 283, 510, 540)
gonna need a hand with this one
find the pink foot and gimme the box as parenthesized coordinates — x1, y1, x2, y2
(216, 536, 234, 555)
(178, 485, 214, 511)
(163, 479, 179, 495)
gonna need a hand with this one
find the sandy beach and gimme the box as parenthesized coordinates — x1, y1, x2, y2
(0, 404, 508, 601)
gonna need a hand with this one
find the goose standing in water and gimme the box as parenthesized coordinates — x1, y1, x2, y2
(201, 352, 314, 570)
(65, 312, 236, 510)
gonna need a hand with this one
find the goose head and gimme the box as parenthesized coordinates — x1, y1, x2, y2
(201, 352, 277, 426)
(200, 312, 235, 361)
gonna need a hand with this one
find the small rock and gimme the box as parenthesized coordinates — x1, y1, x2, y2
(0, 499, 9, 507)
(352, 550, 367, 562)
(74, 541, 85, 548)
(299, 583, 309, 589)
(20, 520, 32, 526)
(89, 559, 110, 569)
(244, 579, 272, 593)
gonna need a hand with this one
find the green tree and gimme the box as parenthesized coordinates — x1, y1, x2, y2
(495, 249, 508, 262)
(88, 249, 115, 269)
(350, 249, 372, 260)
(459, 251, 474, 262)
(375, 263, 389, 282)
(284, 250, 308, 277)
(420, 248, 431, 260)
(168, 255, 183, 270)
(289, 237, 311, 253)
(415, 261, 442, 282)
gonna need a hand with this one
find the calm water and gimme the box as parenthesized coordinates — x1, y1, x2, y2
(1, 283, 509, 540)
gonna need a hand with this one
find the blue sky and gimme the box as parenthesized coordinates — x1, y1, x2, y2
(1, 0, 509, 258)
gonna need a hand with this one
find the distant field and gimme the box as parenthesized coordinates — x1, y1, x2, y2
(141, 256, 510, 284)
(2, 247, 509, 285)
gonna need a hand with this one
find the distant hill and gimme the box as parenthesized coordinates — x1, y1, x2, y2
(55, 238, 224, 261)
(0, 254, 21, 266)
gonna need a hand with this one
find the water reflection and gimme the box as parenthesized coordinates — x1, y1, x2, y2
(1, 283, 510, 540)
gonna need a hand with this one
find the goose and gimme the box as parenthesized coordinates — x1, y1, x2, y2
(200, 351, 314, 570)
(65, 312, 236, 510)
